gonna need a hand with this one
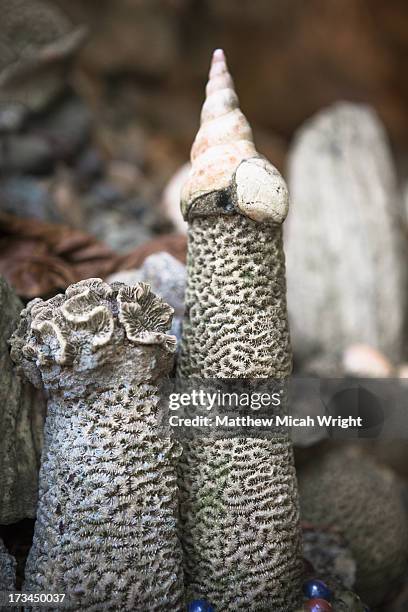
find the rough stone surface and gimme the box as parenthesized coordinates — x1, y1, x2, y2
(0, 538, 16, 591)
(285, 103, 407, 371)
(137, 252, 185, 316)
(0, 177, 60, 222)
(0, 276, 45, 524)
(298, 447, 408, 606)
(302, 527, 356, 590)
(177, 51, 302, 611)
(10, 279, 184, 611)
(0, 0, 86, 113)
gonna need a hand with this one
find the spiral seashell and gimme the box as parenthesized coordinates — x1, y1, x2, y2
(181, 49, 288, 224)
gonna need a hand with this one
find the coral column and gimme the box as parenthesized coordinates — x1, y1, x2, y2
(11, 279, 184, 611)
(177, 50, 302, 610)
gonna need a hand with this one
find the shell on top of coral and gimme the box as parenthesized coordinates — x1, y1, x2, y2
(181, 49, 288, 224)
(177, 51, 302, 611)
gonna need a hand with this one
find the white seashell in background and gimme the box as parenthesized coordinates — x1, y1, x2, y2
(160, 162, 190, 233)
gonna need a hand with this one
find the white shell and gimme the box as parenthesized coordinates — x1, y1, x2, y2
(182, 49, 287, 223)
(235, 157, 289, 223)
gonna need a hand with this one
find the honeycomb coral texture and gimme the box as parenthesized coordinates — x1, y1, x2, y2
(178, 215, 302, 610)
(178, 215, 291, 379)
(179, 435, 301, 611)
(10, 279, 183, 611)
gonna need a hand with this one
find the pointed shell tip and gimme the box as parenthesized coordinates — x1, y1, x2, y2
(208, 48, 229, 82)
(212, 49, 225, 61)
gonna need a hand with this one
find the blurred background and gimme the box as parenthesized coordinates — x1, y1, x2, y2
(2, 0, 408, 256)
(2, 0, 408, 283)
(56, 0, 408, 164)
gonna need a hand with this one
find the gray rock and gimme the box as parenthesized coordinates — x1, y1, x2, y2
(0, 538, 16, 591)
(303, 528, 357, 589)
(140, 252, 185, 313)
(0, 133, 53, 175)
(0, 95, 91, 174)
(0, 277, 46, 524)
(299, 446, 408, 606)
(87, 210, 153, 253)
(31, 94, 92, 160)
(285, 102, 407, 372)
(0, 0, 86, 113)
(75, 148, 104, 184)
(386, 574, 408, 612)
(0, 176, 61, 222)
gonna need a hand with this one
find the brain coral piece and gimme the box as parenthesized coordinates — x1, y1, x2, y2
(178, 215, 291, 379)
(177, 50, 302, 610)
(0, 276, 45, 524)
(108, 251, 186, 343)
(10, 278, 184, 611)
(178, 436, 302, 611)
(298, 447, 408, 606)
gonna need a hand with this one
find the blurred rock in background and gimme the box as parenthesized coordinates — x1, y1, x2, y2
(55, 0, 408, 150)
(285, 102, 407, 371)
(0, 0, 86, 114)
(0, 277, 45, 525)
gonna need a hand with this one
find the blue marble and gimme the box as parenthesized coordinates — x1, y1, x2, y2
(303, 578, 333, 601)
(187, 599, 215, 612)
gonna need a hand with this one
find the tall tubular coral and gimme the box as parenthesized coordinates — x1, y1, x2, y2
(177, 50, 302, 610)
(10, 278, 184, 612)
